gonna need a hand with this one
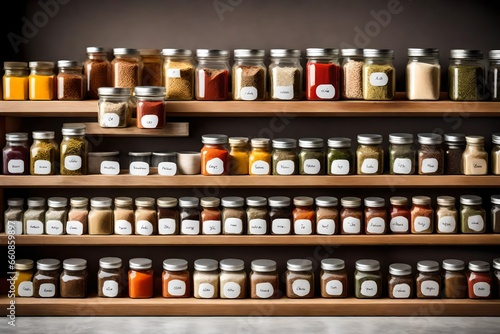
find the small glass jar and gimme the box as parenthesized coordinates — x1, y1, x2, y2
(356, 134, 383, 175)
(460, 195, 486, 234)
(179, 197, 200, 235)
(362, 49, 395, 100)
(114, 197, 134, 235)
(320, 258, 347, 298)
(406, 48, 441, 100)
(30, 131, 57, 175)
(327, 137, 354, 175)
(28, 61, 55, 100)
(340, 196, 363, 235)
(60, 123, 88, 175)
(135, 86, 166, 129)
(314, 197, 339, 237)
(232, 49, 266, 101)
(128, 258, 153, 299)
(435, 196, 458, 234)
(269, 49, 303, 100)
(491, 195, 500, 234)
(3, 132, 29, 175)
(364, 197, 387, 235)
(293, 196, 315, 235)
(249, 138, 271, 175)
(111, 48, 143, 89)
(354, 259, 382, 298)
(152, 152, 177, 176)
(97, 87, 132, 128)
(411, 196, 434, 234)
(135, 197, 157, 236)
(416, 260, 441, 298)
(467, 261, 492, 299)
(389, 133, 415, 175)
(493, 258, 500, 298)
(298, 138, 325, 175)
(219, 258, 247, 299)
(442, 259, 467, 299)
(129, 151, 151, 176)
(201, 134, 229, 176)
(157, 197, 179, 235)
(98, 257, 123, 298)
(45, 197, 68, 236)
(272, 138, 298, 175)
(162, 258, 190, 298)
(66, 197, 88, 235)
(60, 258, 88, 298)
(222, 196, 246, 235)
(250, 259, 279, 299)
(444, 133, 466, 175)
(4, 198, 23, 235)
(286, 259, 314, 298)
(492, 133, 500, 175)
(14, 259, 34, 297)
(56, 60, 85, 100)
(23, 197, 45, 235)
(139, 48, 162, 86)
(33, 258, 60, 298)
(88, 197, 113, 235)
(389, 196, 410, 234)
(3, 61, 29, 100)
(462, 135, 488, 175)
(193, 259, 219, 299)
(306, 48, 340, 100)
(84, 46, 112, 99)
(229, 136, 249, 175)
(341, 48, 364, 100)
(162, 48, 195, 100)
(195, 49, 229, 101)
(88, 151, 120, 175)
(448, 49, 485, 101)
(388, 263, 414, 299)
(489, 50, 500, 101)
(201, 197, 221, 235)
(246, 196, 269, 235)
(268, 196, 292, 235)
(417, 133, 444, 175)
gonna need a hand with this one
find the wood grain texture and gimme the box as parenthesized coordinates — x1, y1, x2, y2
(82, 121, 189, 137)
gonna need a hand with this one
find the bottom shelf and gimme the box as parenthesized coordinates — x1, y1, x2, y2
(1, 296, 499, 316)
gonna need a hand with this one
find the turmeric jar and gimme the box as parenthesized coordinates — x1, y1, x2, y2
(29, 61, 55, 100)
(201, 134, 229, 176)
(229, 137, 249, 175)
(3, 61, 29, 100)
(249, 138, 271, 175)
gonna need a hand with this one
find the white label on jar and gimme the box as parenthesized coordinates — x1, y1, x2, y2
(7, 220, 23, 235)
(18, 281, 33, 297)
(39, 283, 56, 297)
(141, 115, 159, 129)
(158, 162, 177, 176)
(325, 280, 343, 296)
(366, 217, 385, 234)
(167, 68, 181, 78)
(168, 279, 186, 296)
(390, 216, 409, 232)
(158, 218, 176, 235)
(248, 218, 267, 234)
(473, 282, 490, 297)
(272, 218, 291, 234)
(316, 84, 335, 99)
(115, 220, 132, 235)
(393, 158, 412, 174)
(330, 159, 349, 175)
(181, 219, 200, 235)
(342, 217, 360, 234)
(130, 162, 149, 176)
(26, 220, 43, 235)
(276, 160, 295, 175)
(421, 158, 438, 173)
(292, 279, 311, 297)
(251, 161, 270, 175)
(34, 160, 51, 174)
(66, 220, 83, 235)
(421, 280, 439, 297)
(198, 283, 215, 298)
(256, 282, 274, 299)
(8, 159, 24, 174)
(361, 158, 379, 174)
(317, 219, 335, 235)
(414, 216, 431, 232)
(102, 113, 120, 127)
(225, 218, 243, 234)
(203, 220, 221, 235)
(136, 220, 153, 235)
(101, 161, 120, 175)
(223, 282, 241, 299)
(303, 159, 321, 175)
(438, 216, 456, 233)
(360, 280, 378, 297)
(274, 85, 294, 100)
(294, 219, 312, 235)
(469, 158, 487, 174)
(46, 220, 63, 235)
(198, 69, 205, 98)
(468, 215, 485, 232)
(240, 87, 258, 101)
(369, 72, 389, 86)
(392, 283, 411, 298)
(64, 155, 82, 171)
(102, 280, 119, 298)
(206, 158, 224, 175)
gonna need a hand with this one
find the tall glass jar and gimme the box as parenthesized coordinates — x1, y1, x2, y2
(306, 48, 340, 100)
(28, 61, 55, 100)
(341, 48, 364, 100)
(30, 131, 57, 175)
(246, 196, 269, 235)
(60, 123, 88, 175)
(157, 197, 179, 235)
(298, 138, 325, 175)
(286, 259, 314, 298)
(2, 61, 29, 100)
(128, 258, 153, 299)
(88, 197, 113, 235)
(135, 197, 157, 236)
(320, 258, 347, 298)
(250, 259, 279, 299)
(113, 197, 134, 235)
(232, 49, 266, 101)
(406, 48, 441, 100)
(389, 133, 415, 175)
(315, 196, 339, 235)
(3, 132, 29, 175)
(56, 60, 85, 100)
(134, 86, 166, 129)
(293, 196, 315, 235)
(45, 197, 67, 236)
(97, 87, 132, 128)
(195, 49, 229, 101)
(228, 137, 249, 175)
(98, 257, 123, 298)
(162, 258, 190, 298)
(111, 48, 142, 90)
(162, 48, 195, 100)
(219, 258, 247, 299)
(14, 259, 34, 297)
(416, 260, 441, 299)
(60, 258, 88, 298)
(411, 195, 434, 234)
(448, 49, 485, 101)
(467, 261, 492, 299)
(389, 196, 410, 234)
(84, 47, 111, 99)
(4, 198, 23, 235)
(269, 49, 303, 100)
(492, 133, 500, 175)
(489, 50, 500, 101)
(222, 196, 246, 235)
(327, 137, 354, 175)
(23, 197, 45, 235)
(364, 197, 387, 235)
(388, 263, 414, 299)
(269, 196, 292, 235)
(201, 134, 229, 176)
(491, 195, 500, 234)
(444, 133, 466, 175)
(362, 49, 395, 100)
(356, 134, 383, 175)
(436, 196, 458, 234)
(460, 195, 486, 234)
(272, 138, 298, 175)
(417, 133, 444, 175)
(193, 259, 219, 299)
(340, 196, 362, 235)
(201, 197, 221, 235)
(139, 48, 162, 86)
(249, 138, 271, 175)
(442, 259, 467, 299)
(462, 135, 488, 175)
(33, 258, 60, 298)
(179, 196, 200, 235)
(67, 197, 88, 235)
(354, 259, 382, 298)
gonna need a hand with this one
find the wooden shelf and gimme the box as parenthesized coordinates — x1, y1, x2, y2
(1, 296, 498, 316)
(82, 121, 189, 137)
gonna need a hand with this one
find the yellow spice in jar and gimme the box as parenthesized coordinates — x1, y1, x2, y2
(29, 74, 55, 100)
(229, 137, 249, 175)
(3, 76, 28, 100)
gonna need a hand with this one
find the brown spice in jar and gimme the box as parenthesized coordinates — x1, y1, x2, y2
(418, 145, 444, 175)
(316, 206, 339, 235)
(142, 60, 162, 86)
(58, 73, 85, 100)
(250, 271, 279, 299)
(233, 65, 266, 100)
(340, 197, 363, 235)
(135, 208, 157, 235)
(86, 60, 111, 99)
(411, 196, 434, 234)
(114, 61, 140, 88)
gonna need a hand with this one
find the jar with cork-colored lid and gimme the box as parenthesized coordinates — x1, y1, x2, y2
(3, 61, 29, 100)
(28, 61, 55, 100)
(14, 259, 34, 297)
(462, 135, 488, 175)
(228, 137, 249, 175)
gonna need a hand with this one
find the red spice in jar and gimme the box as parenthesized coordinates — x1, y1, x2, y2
(134, 86, 166, 129)
(467, 261, 492, 299)
(306, 62, 340, 100)
(389, 196, 410, 234)
(197, 69, 228, 101)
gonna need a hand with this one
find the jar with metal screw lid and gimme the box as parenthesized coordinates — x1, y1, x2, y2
(228, 137, 249, 175)
(114, 197, 134, 235)
(491, 133, 500, 175)
(3, 132, 29, 175)
(354, 259, 382, 298)
(135, 197, 157, 236)
(411, 196, 434, 234)
(28, 61, 55, 100)
(362, 49, 396, 100)
(33, 258, 60, 298)
(111, 48, 143, 90)
(488, 50, 500, 100)
(269, 49, 303, 100)
(30, 130, 57, 175)
(88, 197, 113, 235)
(460, 195, 486, 233)
(306, 48, 340, 100)
(356, 134, 383, 175)
(56, 60, 85, 100)
(139, 48, 162, 86)
(60, 123, 88, 175)
(246, 196, 269, 235)
(195, 49, 230, 101)
(97, 87, 132, 128)
(98, 257, 123, 298)
(84, 46, 111, 99)
(341, 48, 364, 99)
(389, 196, 410, 234)
(417, 133, 444, 175)
(436, 196, 458, 234)
(200, 197, 221, 235)
(193, 259, 219, 299)
(249, 138, 271, 175)
(60, 258, 88, 298)
(389, 133, 415, 175)
(491, 195, 500, 233)
(45, 197, 68, 235)
(128, 258, 153, 299)
(4, 197, 24, 235)
(406, 48, 441, 100)
(444, 133, 466, 175)
(219, 258, 247, 299)
(162, 48, 195, 100)
(327, 137, 354, 175)
(364, 197, 387, 234)
(179, 196, 200, 235)
(315, 196, 339, 235)
(269, 196, 292, 235)
(320, 258, 347, 298)
(388, 263, 414, 299)
(442, 259, 467, 299)
(298, 137, 325, 175)
(222, 196, 246, 235)
(272, 138, 298, 175)
(416, 260, 441, 298)
(232, 49, 266, 101)
(134, 86, 166, 129)
(448, 49, 485, 101)
(462, 135, 488, 175)
(157, 197, 179, 235)
(23, 197, 45, 235)
(293, 196, 315, 235)
(467, 260, 492, 299)
(286, 259, 314, 298)
(162, 258, 190, 298)
(250, 259, 279, 299)
(201, 134, 229, 176)
(340, 196, 362, 235)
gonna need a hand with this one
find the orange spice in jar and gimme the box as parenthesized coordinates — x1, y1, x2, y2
(201, 134, 229, 176)
(162, 258, 190, 298)
(411, 196, 434, 234)
(364, 197, 387, 234)
(128, 258, 154, 299)
(292, 196, 315, 235)
(201, 197, 221, 235)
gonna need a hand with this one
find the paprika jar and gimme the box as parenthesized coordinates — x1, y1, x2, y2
(356, 134, 384, 175)
(56, 60, 85, 100)
(3, 132, 29, 175)
(111, 48, 142, 90)
(228, 137, 249, 175)
(179, 196, 200, 235)
(114, 197, 134, 235)
(341, 48, 364, 100)
(448, 49, 485, 101)
(364, 197, 387, 235)
(139, 48, 162, 86)
(249, 138, 271, 175)
(406, 48, 441, 100)
(436, 196, 458, 234)
(442, 259, 467, 299)
(354, 259, 382, 299)
(444, 133, 466, 175)
(195, 49, 229, 101)
(467, 260, 492, 299)
(28, 61, 55, 100)
(315, 196, 339, 235)
(97, 87, 132, 128)
(389, 196, 410, 234)
(84, 46, 112, 99)
(135, 197, 157, 236)
(410, 196, 434, 234)
(33, 258, 60, 298)
(246, 196, 269, 235)
(462, 135, 488, 175)
(232, 49, 266, 101)
(327, 137, 354, 175)
(305, 48, 340, 100)
(293, 196, 315, 235)
(492, 133, 500, 175)
(269, 196, 292, 235)
(128, 258, 154, 299)
(272, 138, 298, 176)
(67, 197, 88, 236)
(298, 137, 325, 175)
(250, 259, 279, 299)
(134, 86, 166, 129)
(157, 197, 179, 235)
(389, 133, 415, 175)
(14, 259, 34, 297)
(193, 258, 219, 299)
(3, 61, 28, 100)
(201, 197, 221, 235)
(388, 263, 414, 299)
(320, 258, 347, 298)
(417, 133, 444, 175)
(162, 48, 195, 100)
(219, 258, 247, 299)
(201, 134, 229, 176)
(489, 50, 500, 101)
(98, 257, 123, 298)
(493, 258, 500, 298)
(340, 196, 362, 235)
(491, 195, 500, 234)
(362, 49, 396, 100)
(269, 49, 303, 100)
(59, 258, 88, 298)
(222, 196, 246, 235)
(460, 195, 486, 234)
(286, 259, 314, 299)
(416, 260, 441, 298)
(60, 123, 88, 175)
(30, 131, 57, 175)
(162, 258, 190, 298)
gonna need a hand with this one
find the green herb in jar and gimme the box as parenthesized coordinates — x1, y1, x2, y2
(298, 138, 325, 175)
(356, 134, 383, 175)
(363, 64, 395, 100)
(389, 133, 415, 175)
(449, 65, 484, 101)
(327, 138, 354, 175)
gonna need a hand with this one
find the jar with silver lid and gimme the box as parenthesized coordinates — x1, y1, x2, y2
(448, 49, 485, 101)
(3, 132, 29, 175)
(354, 259, 382, 298)
(298, 138, 325, 175)
(60, 123, 88, 175)
(23, 197, 45, 235)
(356, 134, 383, 175)
(320, 258, 347, 298)
(139, 48, 162, 86)
(315, 196, 339, 235)
(467, 260, 492, 299)
(411, 195, 434, 234)
(389, 196, 410, 234)
(406, 48, 441, 100)
(417, 133, 444, 175)
(162, 258, 190, 298)
(179, 196, 200, 235)
(84, 46, 111, 99)
(327, 137, 354, 175)
(162, 48, 195, 100)
(340, 196, 362, 235)
(219, 258, 247, 299)
(269, 196, 292, 235)
(56, 60, 85, 100)
(460, 195, 486, 233)
(33, 258, 60, 298)
(232, 49, 266, 101)
(444, 133, 466, 175)
(286, 259, 314, 298)
(60, 258, 88, 298)
(222, 196, 246, 235)
(97, 87, 132, 128)
(113, 197, 134, 235)
(364, 197, 387, 235)
(30, 130, 58, 175)
(388, 263, 414, 299)
(98, 257, 123, 298)
(128, 258, 153, 299)
(491, 195, 500, 234)
(362, 49, 396, 100)
(492, 133, 500, 175)
(157, 197, 179, 235)
(442, 259, 467, 299)
(489, 50, 500, 101)
(88, 197, 113, 235)
(135, 197, 157, 236)
(272, 138, 298, 175)
(45, 197, 68, 235)
(341, 48, 364, 100)
(200, 197, 221, 235)
(201, 134, 229, 176)
(306, 48, 340, 101)
(269, 49, 303, 100)
(4, 198, 23, 235)
(152, 152, 177, 176)
(389, 133, 415, 175)
(462, 135, 488, 175)
(129, 151, 151, 176)
(195, 49, 230, 101)
(193, 259, 219, 299)
(14, 258, 34, 297)
(135, 86, 167, 129)
(111, 48, 142, 89)
(436, 196, 458, 234)
(246, 196, 269, 235)
(416, 260, 441, 298)
(293, 196, 315, 235)
(250, 259, 279, 299)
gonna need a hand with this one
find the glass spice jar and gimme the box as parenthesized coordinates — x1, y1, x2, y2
(134, 86, 166, 129)
(162, 258, 190, 298)
(388, 263, 414, 299)
(23, 197, 45, 235)
(2, 61, 29, 100)
(45, 197, 68, 235)
(491, 195, 500, 234)
(269, 196, 292, 235)
(98, 257, 123, 298)
(340, 196, 363, 235)
(489, 50, 500, 101)
(249, 138, 271, 175)
(356, 134, 384, 175)
(293, 196, 315, 235)
(467, 260, 492, 299)
(416, 260, 441, 298)
(246, 196, 269, 235)
(219, 258, 247, 299)
(56, 60, 85, 100)
(201, 134, 229, 176)
(417, 133, 444, 175)
(4, 198, 23, 235)
(389, 196, 410, 234)
(411, 196, 434, 234)
(128, 151, 151, 176)
(444, 133, 466, 175)
(286, 259, 314, 299)
(364, 197, 387, 235)
(462, 135, 488, 175)
(88, 197, 113, 235)
(60, 258, 88, 298)
(406, 48, 441, 100)
(128, 258, 154, 299)
(272, 138, 298, 176)
(298, 138, 325, 175)
(269, 49, 303, 100)
(28, 61, 55, 100)
(135, 197, 157, 236)
(201, 197, 221, 235)
(179, 197, 200, 235)
(448, 49, 485, 101)
(341, 48, 364, 100)
(436, 196, 458, 234)
(327, 137, 354, 175)
(97, 87, 132, 128)
(306, 48, 340, 100)
(139, 48, 162, 86)
(3, 132, 29, 175)
(162, 48, 195, 100)
(114, 197, 134, 235)
(152, 152, 177, 176)
(362, 49, 396, 100)
(320, 258, 347, 298)
(193, 259, 219, 299)
(232, 49, 267, 101)
(66, 197, 88, 235)
(492, 133, 500, 175)
(33, 258, 60, 298)
(14, 259, 34, 297)
(195, 49, 230, 101)
(228, 137, 249, 175)
(84, 46, 112, 99)
(389, 133, 415, 175)
(60, 123, 88, 175)
(111, 48, 143, 90)
(493, 258, 500, 298)
(157, 197, 179, 235)
(315, 196, 339, 235)
(87, 151, 120, 175)
(30, 131, 57, 175)
(222, 196, 246, 235)
(250, 259, 279, 299)
(442, 259, 468, 299)
(460, 195, 486, 234)
(354, 259, 382, 299)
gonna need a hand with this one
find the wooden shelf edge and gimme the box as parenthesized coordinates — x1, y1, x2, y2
(82, 121, 189, 137)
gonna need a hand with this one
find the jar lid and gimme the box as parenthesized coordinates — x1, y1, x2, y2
(407, 48, 439, 57)
(364, 196, 385, 208)
(138, 48, 161, 56)
(220, 258, 245, 271)
(135, 197, 155, 207)
(178, 196, 200, 208)
(194, 258, 218, 271)
(246, 196, 267, 207)
(129, 258, 152, 270)
(4, 61, 28, 69)
(340, 49, 364, 57)
(5, 132, 28, 141)
(98, 87, 132, 96)
(450, 49, 484, 59)
(321, 258, 345, 271)
(129, 152, 152, 157)
(306, 48, 339, 57)
(221, 196, 245, 208)
(88, 151, 120, 158)
(86, 47, 109, 53)
(412, 196, 431, 205)
(251, 259, 277, 272)
(196, 49, 229, 58)
(417, 260, 440, 272)
(37, 258, 61, 271)
(340, 196, 361, 208)
(390, 196, 408, 206)
(389, 263, 412, 276)
(70, 197, 88, 207)
(202, 134, 228, 145)
(90, 197, 113, 208)
(228, 137, 249, 146)
(162, 49, 192, 57)
(327, 137, 351, 148)
(113, 48, 140, 55)
(234, 49, 265, 58)
(287, 259, 313, 271)
(63, 258, 87, 271)
(47, 197, 68, 208)
(57, 60, 82, 68)
(363, 49, 394, 58)
(114, 196, 133, 207)
(442, 259, 465, 271)
(298, 137, 324, 149)
(357, 134, 382, 145)
(99, 257, 122, 269)
(152, 152, 176, 158)
(62, 123, 86, 136)
(250, 138, 270, 148)
(32, 131, 55, 140)
(444, 133, 466, 143)
(492, 133, 500, 145)
(468, 260, 490, 272)
(163, 258, 188, 271)
(417, 133, 442, 145)
(460, 195, 482, 206)
(489, 50, 500, 60)
(437, 196, 455, 206)
(293, 196, 314, 207)
(29, 61, 54, 69)
(157, 197, 178, 208)
(200, 196, 220, 208)
(389, 133, 413, 145)
(134, 86, 166, 97)
(491, 195, 500, 205)
(27, 197, 45, 207)
(268, 196, 291, 207)
(272, 138, 297, 149)
(15, 259, 34, 271)
(270, 49, 301, 58)
(315, 196, 338, 207)
(465, 135, 484, 145)
(493, 258, 500, 270)
(355, 259, 380, 271)
(7, 197, 24, 206)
